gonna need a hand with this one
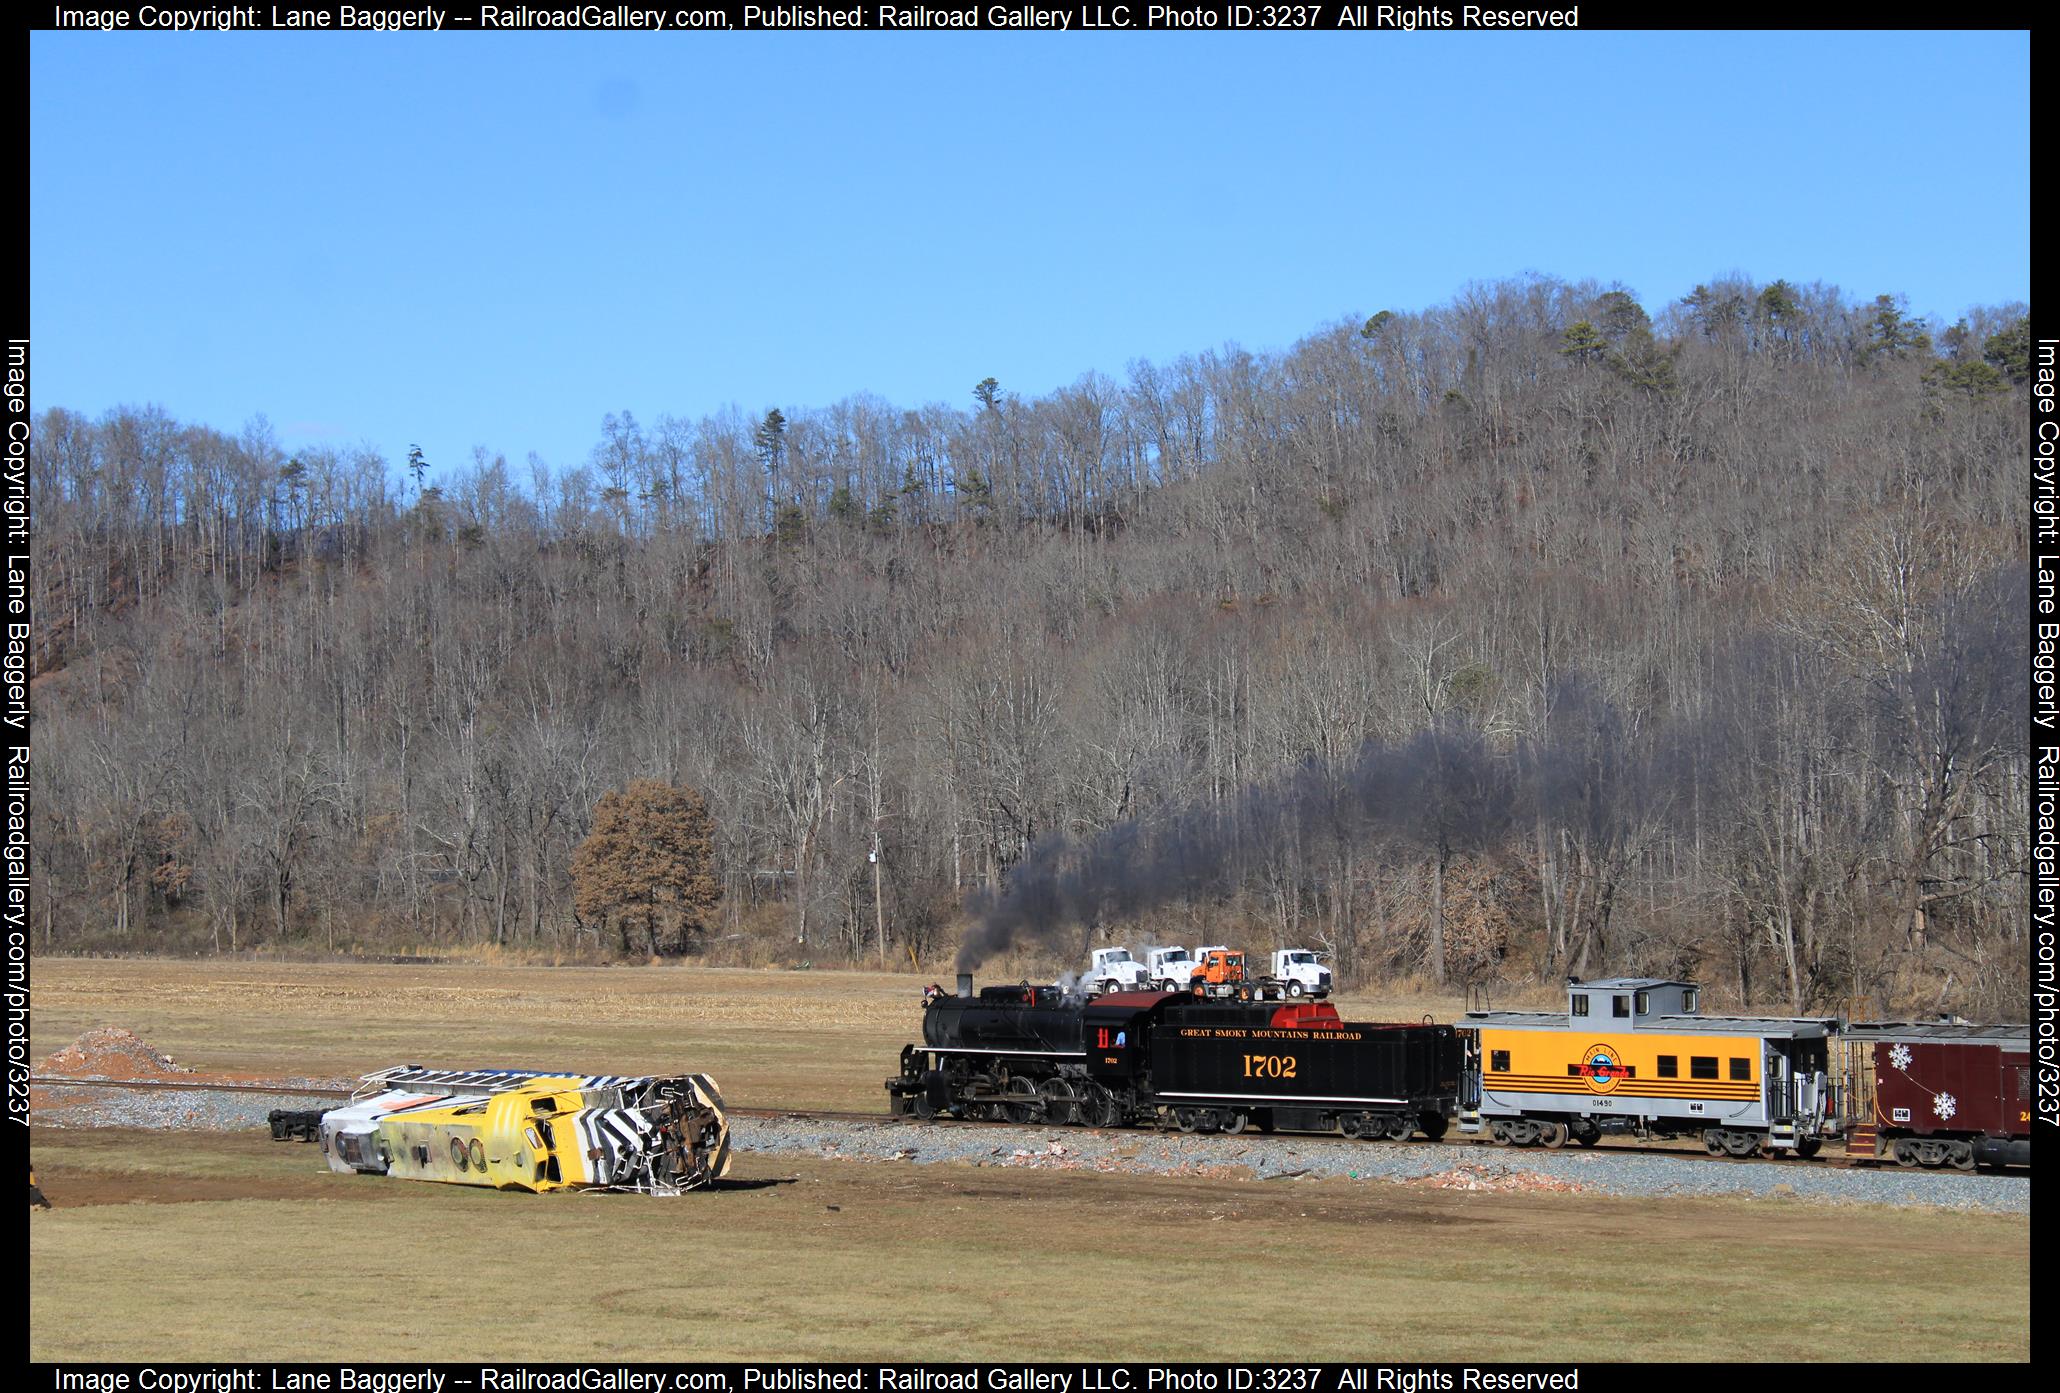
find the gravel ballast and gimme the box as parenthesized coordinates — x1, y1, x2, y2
(731, 1115, 2031, 1215)
(34, 1082, 346, 1133)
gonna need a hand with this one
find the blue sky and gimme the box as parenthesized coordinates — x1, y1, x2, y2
(31, 30, 2030, 480)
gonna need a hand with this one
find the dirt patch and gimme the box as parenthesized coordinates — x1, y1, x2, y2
(40, 1027, 194, 1080)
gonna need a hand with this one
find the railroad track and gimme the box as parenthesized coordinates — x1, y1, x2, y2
(31, 1075, 1979, 1174)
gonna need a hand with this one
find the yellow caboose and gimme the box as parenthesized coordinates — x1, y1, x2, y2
(1461, 979, 1839, 1156)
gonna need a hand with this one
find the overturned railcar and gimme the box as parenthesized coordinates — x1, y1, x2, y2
(304, 1066, 731, 1194)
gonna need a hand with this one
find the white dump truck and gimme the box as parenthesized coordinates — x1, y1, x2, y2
(1268, 948, 1332, 998)
(1143, 946, 1198, 992)
(1086, 946, 1151, 994)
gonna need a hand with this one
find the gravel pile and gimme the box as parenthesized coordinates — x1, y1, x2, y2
(730, 1115, 2032, 1215)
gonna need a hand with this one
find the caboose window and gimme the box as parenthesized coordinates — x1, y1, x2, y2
(1690, 1057, 1718, 1080)
(1682, 988, 1699, 1012)
(1491, 1050, 1510, 1072)
(1612, 995, 1630, 1018)
(1729, 1058, 1750, 1081)
(1634, 991, 1649, 1014)
(1571, 996, 1590, 1017)
(1657, 1055, 1678, 1078)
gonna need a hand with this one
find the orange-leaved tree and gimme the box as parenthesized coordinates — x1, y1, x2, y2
(570, 780, 722, 956)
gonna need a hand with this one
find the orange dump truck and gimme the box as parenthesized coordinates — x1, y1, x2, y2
(1189, 948, 1250, 998)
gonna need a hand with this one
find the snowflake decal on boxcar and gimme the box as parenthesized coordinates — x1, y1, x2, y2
(1888, 1043, 1912, 1071)
(1933, 1092, 1957, 1121)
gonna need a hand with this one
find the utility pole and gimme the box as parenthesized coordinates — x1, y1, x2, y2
(872, 834, 885, 968)
(869, 736, 887, 967)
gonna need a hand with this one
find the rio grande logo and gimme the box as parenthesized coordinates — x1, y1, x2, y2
(1577, 1043, 1628, 1093)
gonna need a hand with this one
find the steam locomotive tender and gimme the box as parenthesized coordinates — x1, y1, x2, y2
(887, 975, 1463, 1139)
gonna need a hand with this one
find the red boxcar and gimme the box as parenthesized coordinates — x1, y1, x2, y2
(1844, 1023, 2031, 1170)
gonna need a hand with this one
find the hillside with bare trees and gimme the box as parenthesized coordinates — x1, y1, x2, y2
(26, 275, 2031, 1017)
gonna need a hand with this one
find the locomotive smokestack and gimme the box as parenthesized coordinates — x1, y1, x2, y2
(957, 973, 974, 998)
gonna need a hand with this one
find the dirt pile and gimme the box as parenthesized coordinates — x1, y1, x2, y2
(39, 1027, 194, 1080)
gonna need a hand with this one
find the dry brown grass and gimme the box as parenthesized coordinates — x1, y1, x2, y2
(30, 958, 1517, 1112)
(29, 1127, 2028, 1362)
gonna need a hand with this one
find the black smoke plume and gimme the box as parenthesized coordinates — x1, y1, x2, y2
(957, 563, 2026, 975)
(958, 724, 1518, 971)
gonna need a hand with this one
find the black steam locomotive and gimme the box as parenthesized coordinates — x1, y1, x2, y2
(886, 974, 1463, 1139)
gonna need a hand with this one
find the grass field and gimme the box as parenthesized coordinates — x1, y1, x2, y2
(29, 958, 1519, 1112)
(27, 957, 2031, 1363)
(28, 1127, 2028, 1362)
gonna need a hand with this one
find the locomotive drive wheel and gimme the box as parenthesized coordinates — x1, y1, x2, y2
(913, 1094, 938, 1120)
(1038, 1077, 1079, 1126)
(1002, 1078, 1041, 1124)
(1085, 1087, 1123, 1128)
